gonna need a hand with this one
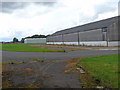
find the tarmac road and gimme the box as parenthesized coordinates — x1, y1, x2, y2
(2, 50, 118, 88)
(2, 50, 118, 62)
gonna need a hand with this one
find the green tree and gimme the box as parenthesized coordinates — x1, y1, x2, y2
(13, 37, 19, 43)
(25, 34, 47, 38)
(21, 38, 25, 43)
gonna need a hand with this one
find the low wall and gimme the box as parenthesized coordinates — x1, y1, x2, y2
(47, 41, 120, 46)
(47, 42, 78, 45)
(108, 41, 120, 46)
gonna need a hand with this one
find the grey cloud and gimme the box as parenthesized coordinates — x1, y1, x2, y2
(0, 2, 56, 13)
(0, 2, 29, 13)
(34, 2, 56, 6)
(89, 3, 117, 21)
(95, 3, 117, 14)
(78, 3, 118, 24)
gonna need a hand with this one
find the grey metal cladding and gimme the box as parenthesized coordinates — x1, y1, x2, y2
(51, 16, 119, 36)
(79, 29, 103, 41)
(46, 36, 53, 42)
(107, 22, 118, 41)
(63, 33, 78, 42)
(119, 16, 120, 41)
(47, 35, 62, 42)
(24, 38, 46, 43)
(53, 35, 62, 42)
(46, 37, 49, 42)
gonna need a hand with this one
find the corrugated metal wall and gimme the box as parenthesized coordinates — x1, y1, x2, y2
(46, 18, 119, 44)
(47, 29, 104, 42)
(79, 29, 103, 41)
(24, 38, 46, 43)
(47, 35, 62, 42)
(63, 33, 78, 42)
(107, 22, 118, 41)
(54, 35, 63, 42)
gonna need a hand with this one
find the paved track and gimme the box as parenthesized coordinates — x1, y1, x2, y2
(2, 50, 118, 62)
(2, 50, 118, 88)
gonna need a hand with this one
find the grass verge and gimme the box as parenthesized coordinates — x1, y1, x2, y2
(1, 61, 27, 65)
(1, 43, 64, 52)
(77, 54, 119, 88)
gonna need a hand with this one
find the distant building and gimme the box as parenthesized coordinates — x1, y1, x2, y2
(47, 16, 120, 46)
(24, 38, 46, 43)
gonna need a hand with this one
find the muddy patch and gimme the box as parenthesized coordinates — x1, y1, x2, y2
(30, 44, 119, 51)
(29, 45, 88, 52)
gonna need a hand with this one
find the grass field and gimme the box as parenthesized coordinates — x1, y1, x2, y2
(0, 43, 64, 52)
(77, 54, 119, 88)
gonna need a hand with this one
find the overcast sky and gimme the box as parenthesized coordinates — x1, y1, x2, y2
(0, 0, 119, 42)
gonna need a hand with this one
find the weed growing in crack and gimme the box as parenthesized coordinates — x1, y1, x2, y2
(33, 58, 44, 62)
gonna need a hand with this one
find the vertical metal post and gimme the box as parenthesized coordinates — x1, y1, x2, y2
(78, 32, 80, 45)
(53, 36, 54, 44)
(62, 34, 64, 45)
(106, 28, 109, 47)
(106, 32, 108, 47)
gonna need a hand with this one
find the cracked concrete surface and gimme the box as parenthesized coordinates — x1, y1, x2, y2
(2, 49, 118, 88)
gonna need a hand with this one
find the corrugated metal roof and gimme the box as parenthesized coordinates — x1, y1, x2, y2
(51, 16, 119, 36)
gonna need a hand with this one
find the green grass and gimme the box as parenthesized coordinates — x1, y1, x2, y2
(0, 43, 64, 52)
(77, 54, 119, 88)
(0, 43, 2, 50)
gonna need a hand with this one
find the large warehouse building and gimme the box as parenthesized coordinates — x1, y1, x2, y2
(47, 16, 120, 46)
(24, 38, 46, 43)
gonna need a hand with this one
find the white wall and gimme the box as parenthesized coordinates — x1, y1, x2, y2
(108, 41, 120, 46)
(24, 38, 46, 43)
(47, 41, 120, 46)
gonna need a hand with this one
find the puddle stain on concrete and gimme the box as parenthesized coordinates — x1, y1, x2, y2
(2, 64, 53, 88)
(2, 58, 82, 88)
